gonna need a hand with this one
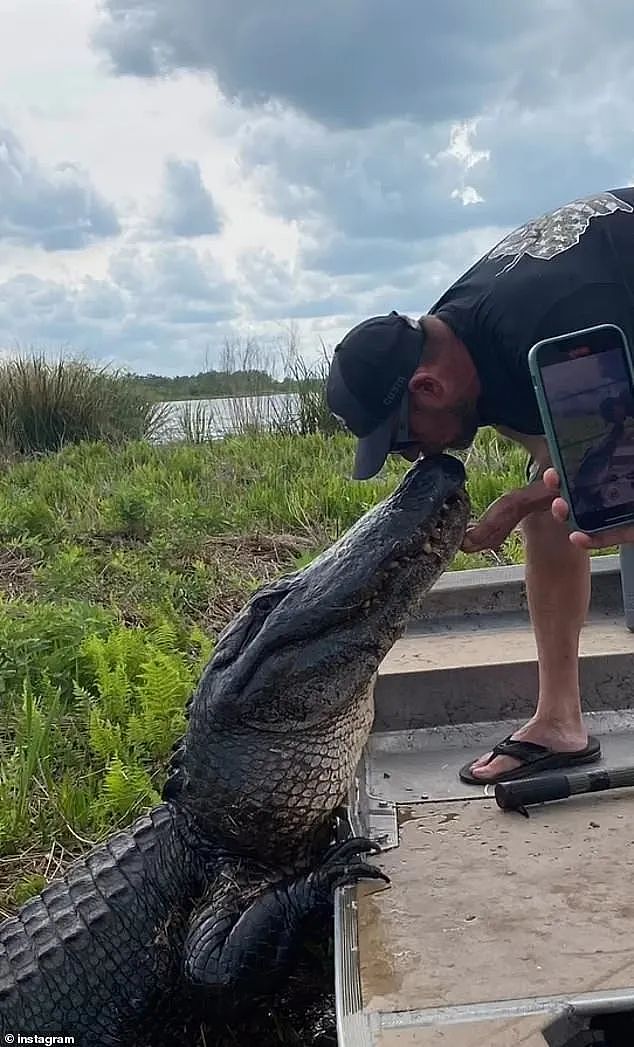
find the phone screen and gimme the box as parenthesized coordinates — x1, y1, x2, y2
(539, 332, 634, 532)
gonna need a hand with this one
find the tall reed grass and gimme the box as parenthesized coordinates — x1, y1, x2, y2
(171, 344, 343, 441)
(0, 354, 170, 455)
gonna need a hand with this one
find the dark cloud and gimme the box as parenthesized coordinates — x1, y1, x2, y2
(92, 0, 546, 128)
(302, 236, 427, 279)
(0, 127, 119, 251)
(267, 88, 630, 204)
(157, 158, 221, 237)
(235, 85, 634, 283)
(455, 102, 633, 232)
(108, 242, 223, 298)
(93, 1, 634, 132)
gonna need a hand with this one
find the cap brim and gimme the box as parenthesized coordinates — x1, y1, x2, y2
(352, 412, 397, 480)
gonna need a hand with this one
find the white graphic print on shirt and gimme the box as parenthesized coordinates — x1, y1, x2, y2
(488, 192, 634, 275)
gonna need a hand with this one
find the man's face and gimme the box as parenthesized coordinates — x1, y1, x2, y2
(393, 390, 480, 461)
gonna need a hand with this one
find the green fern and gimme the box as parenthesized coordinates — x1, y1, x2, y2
(147, 616, 179, 654)
(98, 755, 159, 823)
(88, 707, 126, 764)
(80, 630, 144, 724)
(127, 651, 190, 759)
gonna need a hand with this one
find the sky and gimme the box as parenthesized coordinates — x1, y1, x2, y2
(2, 0, 634, 376)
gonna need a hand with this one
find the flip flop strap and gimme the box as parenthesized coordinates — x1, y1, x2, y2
(489, 737, 549, 764)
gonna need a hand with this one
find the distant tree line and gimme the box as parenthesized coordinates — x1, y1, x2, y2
(131, 368, 322, 402)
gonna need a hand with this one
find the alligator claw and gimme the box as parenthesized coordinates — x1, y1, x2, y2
(320, 835, 382, 866)
(320, 861, 390, 894)
(310, 836, 390, 899)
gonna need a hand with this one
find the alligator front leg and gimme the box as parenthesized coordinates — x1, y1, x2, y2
(183, 837, 388, 996)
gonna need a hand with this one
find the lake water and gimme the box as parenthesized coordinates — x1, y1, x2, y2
(157, 393, 300, 441)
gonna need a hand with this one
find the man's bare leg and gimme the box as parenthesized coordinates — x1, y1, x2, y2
(467, 504, 591, 781)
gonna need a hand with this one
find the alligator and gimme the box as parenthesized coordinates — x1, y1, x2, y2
(0, 453, 469, 1046)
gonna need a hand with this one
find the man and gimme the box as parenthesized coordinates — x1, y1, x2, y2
(326, 187, 634, 785)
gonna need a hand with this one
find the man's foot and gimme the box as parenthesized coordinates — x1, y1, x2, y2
(462, 719, 595, 783)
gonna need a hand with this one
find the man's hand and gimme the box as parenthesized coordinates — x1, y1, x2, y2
(544, 467, 633, 549)
(461, 491, 524, 553)
(461, 481, 556, 553)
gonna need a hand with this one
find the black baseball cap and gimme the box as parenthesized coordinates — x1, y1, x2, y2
(326, 311, 425, 479)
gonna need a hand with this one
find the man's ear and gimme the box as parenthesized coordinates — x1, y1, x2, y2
(409, 369, 444, 405)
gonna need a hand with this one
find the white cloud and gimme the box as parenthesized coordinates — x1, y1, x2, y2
(0, 125, 119, 250)
(437, 121, 490, 172)
(452, 187, 484, 206)
(0, 241, 237, 373)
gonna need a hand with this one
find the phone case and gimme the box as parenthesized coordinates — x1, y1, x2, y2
(528, 324, 634, 534)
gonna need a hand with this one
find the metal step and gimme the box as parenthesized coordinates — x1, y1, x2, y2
(409, 554, 624, 623)
(374, 555, 634, 733)
(368, 1010, 613, 1045)
(375, 613, 634, 732)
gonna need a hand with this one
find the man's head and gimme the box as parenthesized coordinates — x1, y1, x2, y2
(326, 311, 481, 479)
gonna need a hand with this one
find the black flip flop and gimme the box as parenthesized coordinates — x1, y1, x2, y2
(459, 734, 602, 786)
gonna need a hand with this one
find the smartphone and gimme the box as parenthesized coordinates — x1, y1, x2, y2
(528, 323, 634, 533)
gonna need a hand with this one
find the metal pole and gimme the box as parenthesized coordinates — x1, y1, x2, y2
(619, 543, 634, 632)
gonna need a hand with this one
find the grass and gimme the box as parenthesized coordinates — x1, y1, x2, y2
(0, 353, 169, 455)
(0, 426, 615, 917)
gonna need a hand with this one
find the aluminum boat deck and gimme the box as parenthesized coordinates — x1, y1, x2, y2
(335, 555, 634, 1046)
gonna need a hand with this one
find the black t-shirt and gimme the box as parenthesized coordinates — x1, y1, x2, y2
(428, 187, 634, 435)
